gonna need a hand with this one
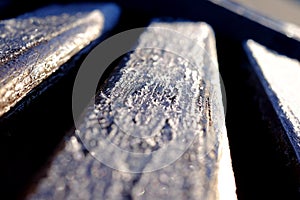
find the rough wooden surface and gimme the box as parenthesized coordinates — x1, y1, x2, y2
(27, 21, 236, 200)
(0, 3, 120, 117)
(245, 40, 300, 162)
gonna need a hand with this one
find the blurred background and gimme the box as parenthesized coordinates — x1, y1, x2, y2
(1, 0, 300, 26)
(230, 0, 300, 26)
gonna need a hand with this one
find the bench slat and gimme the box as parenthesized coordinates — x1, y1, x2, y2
(0, 3, 120, 117)
(245, 40, 300, 161)
(27, 21, 236, 200)
(244, 40, 300, 192)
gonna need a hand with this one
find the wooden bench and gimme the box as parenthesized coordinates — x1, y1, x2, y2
(0, 0, 300, 199)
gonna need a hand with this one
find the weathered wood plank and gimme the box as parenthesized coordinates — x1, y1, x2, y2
(0, 3, 120, 117)
(245, 40, 300, 161)
(244, 40, 300, 190)
(27, 21, 236, 200)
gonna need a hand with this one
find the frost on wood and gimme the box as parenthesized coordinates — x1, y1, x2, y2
(27, 21, 236, 200)
(0, 3, 120, 116)
(245, 40, 300, 161)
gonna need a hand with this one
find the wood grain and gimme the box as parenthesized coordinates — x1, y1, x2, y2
(245, 40, 300, 189)
(27, 21, 236, 200)
(0, 3, 120, 117)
